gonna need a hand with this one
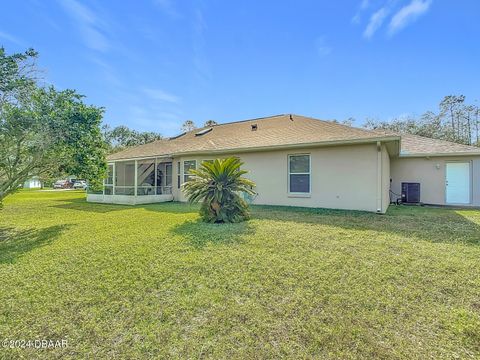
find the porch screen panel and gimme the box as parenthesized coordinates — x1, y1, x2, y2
(137, 160, 155, 195)
(106, 164, 114, 185)
(115, 161, 135, 195)
(104, 164, 114, 195)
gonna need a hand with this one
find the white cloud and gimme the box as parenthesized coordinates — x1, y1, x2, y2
(192, 8, 211, 84)
(351, 13, 361, 24)
(126, 105, 183, 135)
(388, 0, 432, 35)
(363, 7, 389, 38)
(352, 0, 371, 24)
(360, 0, 370, 9)
(0, 30, 25, 47)
(142, 88, 180, 103)
(315, 36, 332, 57)
(59, 0, 110, 52)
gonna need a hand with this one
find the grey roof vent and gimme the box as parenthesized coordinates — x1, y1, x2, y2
(251, 124, 258, 131)
(169, 132, 186, 140)
(195, 127, 213, 136)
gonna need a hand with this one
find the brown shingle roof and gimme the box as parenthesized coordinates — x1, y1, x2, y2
(400, 133, 480, 156)
(107, 114, 396, 160)
(107, 114, 480, 160)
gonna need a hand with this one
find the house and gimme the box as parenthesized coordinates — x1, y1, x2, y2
(23, 176, 42, 189)
(87, 114, 480, 213)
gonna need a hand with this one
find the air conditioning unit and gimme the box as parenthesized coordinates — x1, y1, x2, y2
(401, 182, 420, 203)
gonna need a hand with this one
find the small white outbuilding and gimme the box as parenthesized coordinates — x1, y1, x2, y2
(23, 176, 42, 189)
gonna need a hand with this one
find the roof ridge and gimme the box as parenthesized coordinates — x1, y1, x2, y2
(293, 114, 383, 136)
(167, 114, 287, 140)
(209, 114, 287, 127)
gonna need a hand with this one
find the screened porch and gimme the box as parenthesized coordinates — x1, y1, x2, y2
(87, 157, 174, 205)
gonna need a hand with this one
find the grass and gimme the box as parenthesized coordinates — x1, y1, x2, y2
(1, 190, 480, 359)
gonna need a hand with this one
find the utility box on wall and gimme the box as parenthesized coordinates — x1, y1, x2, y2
(401, 182, 421, 203)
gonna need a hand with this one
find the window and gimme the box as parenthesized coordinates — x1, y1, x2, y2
(165, 163, 172, 187)
(183, 160, 196, 183)
(164, 163, 172, 194)
(177, 161, 181, 188)
(288, 154, 310, 194)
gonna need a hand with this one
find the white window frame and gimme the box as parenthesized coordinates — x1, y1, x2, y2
(177, 161, 181, 188)
(288, 154, 311, 196)
(183, 160, 197, 183)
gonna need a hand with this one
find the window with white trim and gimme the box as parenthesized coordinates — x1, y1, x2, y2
(288, 154, 310, 193)
(177, 161, 181, 188)
(183, 160, 196, 183)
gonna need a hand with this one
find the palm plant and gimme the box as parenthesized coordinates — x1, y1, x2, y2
(182, 157, 256, 223)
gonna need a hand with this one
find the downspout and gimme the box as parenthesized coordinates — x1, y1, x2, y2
(376, 141, 382, 213)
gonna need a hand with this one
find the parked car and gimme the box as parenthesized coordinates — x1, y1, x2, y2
(53, 180, 72, 189)
(73, 180, 87, 190)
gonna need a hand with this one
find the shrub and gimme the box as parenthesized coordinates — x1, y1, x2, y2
(182, 157, 256, 223)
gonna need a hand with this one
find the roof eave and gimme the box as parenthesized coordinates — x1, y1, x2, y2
(399, 151, 480, 158)
(106, 154, 173, 162)
(173, 136, 401, 157)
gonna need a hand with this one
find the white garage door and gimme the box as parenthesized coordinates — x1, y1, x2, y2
(446, 162, 471, 204)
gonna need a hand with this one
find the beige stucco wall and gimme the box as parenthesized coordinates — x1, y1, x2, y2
(173, 143, 390, 213)
(390, 156, 480, 206)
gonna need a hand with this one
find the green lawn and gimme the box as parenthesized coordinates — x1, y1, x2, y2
(1, 191, 480, 359)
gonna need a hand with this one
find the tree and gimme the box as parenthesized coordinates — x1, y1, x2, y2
(474, 104, 480, 146)
(439, 95, 466, 140)
(342, 117, 356, 127)
(181, 120, 196, 132)
(364, 95, 480, 146)
(182, 157, 256, 223)
(332, 118, 355, 127)
(103, 125, 162, 153)
(0, 47, 107, 206)
(204, 119, 217, 127)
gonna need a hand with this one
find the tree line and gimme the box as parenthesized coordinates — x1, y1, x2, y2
(103, 119, 218, 154)
(363, 95, 480, 146)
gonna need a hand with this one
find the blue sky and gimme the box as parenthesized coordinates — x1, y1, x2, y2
(1, 0, 479, 136)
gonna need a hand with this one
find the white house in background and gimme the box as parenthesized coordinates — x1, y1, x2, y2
(87, 114, 480, 213)
(23, 176, 42, 189)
